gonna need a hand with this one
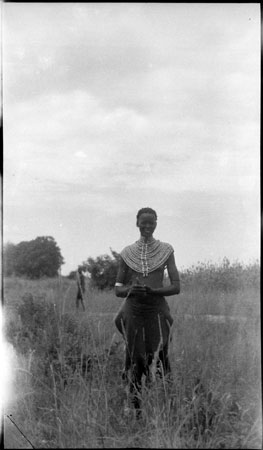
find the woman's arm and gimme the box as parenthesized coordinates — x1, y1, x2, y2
(146, 253, 180, 296)
(114, 257, 131, 298)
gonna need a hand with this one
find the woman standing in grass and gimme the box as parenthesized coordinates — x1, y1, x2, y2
(114, 207, 180, 410)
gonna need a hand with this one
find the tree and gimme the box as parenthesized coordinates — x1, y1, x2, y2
(3, 242, 17, 276)
(4, 236, 64, 279)
(67, 271, 77, 280)
(83, 249, 120, 290)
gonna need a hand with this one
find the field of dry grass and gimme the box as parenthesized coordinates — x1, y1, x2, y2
(3, 260, 261, 448)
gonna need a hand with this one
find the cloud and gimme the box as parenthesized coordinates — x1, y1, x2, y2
(74, 151, 87, 159)
(4, 3, 259, 106)
(4, 78, 259, 214)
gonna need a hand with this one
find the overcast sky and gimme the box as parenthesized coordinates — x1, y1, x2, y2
(3, 3, 260, 275)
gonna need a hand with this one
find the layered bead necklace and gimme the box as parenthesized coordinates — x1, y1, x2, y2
(121, 237, 174, 277)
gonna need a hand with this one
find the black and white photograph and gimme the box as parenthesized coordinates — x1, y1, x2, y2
(2, 3, 261, 448)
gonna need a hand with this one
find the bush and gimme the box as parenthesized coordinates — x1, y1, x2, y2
(179, 258, 260, 292)
(83, 249, 120, 290)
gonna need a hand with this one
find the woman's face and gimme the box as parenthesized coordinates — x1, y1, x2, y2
(137, 213, 157, 238)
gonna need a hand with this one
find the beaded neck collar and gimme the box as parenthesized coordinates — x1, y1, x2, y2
(121, 237, 173, 277)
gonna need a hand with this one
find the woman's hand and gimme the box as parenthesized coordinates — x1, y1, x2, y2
(145, 285, 155, 295)
(129, 284, 147, 297)
(128, 284, 158, 297)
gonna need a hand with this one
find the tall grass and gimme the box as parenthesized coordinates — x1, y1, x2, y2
(3, 260, 261, 448)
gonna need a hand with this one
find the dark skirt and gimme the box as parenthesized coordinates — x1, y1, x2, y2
(115, 295, 173, 371)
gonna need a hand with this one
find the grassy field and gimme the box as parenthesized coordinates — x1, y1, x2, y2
(3, 260, 261, 448)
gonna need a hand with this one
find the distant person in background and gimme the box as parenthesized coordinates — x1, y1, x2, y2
(76, 267, 86, 311)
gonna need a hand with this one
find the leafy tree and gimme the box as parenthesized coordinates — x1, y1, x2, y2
(67, 271, 77, 280)
(4, 236, 64, 279)
(83, 248, 120, 290)
(3, 242, 18, 276)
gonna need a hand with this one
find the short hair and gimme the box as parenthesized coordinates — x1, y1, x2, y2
(136, 207, 158, 221)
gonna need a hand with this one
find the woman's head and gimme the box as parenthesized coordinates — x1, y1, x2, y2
(136, 207, 157, 238)
(136, 207, 157, 222)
